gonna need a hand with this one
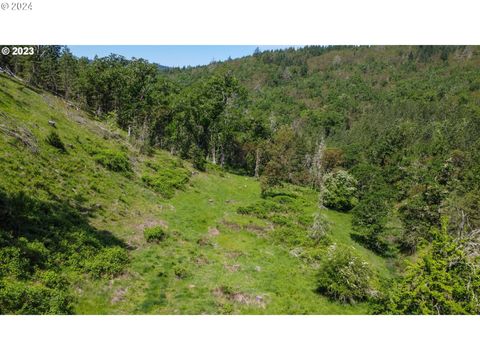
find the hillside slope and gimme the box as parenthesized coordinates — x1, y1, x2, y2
(0, 74, 392, 314)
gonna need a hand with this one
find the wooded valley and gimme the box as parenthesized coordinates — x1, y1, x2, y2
(1, 45, 479, 314)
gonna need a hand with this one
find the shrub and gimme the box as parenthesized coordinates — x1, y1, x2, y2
(376, 219, 480, 314)
(397, 186, 444, 253)
(260, 173, 281, 197)
(45, 131, 66, 152)
(0, 247, 29, 279)
(236, 200, 284, 219)
(270, 214, 291, 226)
(351, 193, 391, 255)
(94, 149, 131, 173)
(0, 280, 73, 314)
(270, 226, 310, 246)
(323, 148, 345, 172)
(84, 247, 129, 279)
(141, 169, 189, 199)
(144, 226, 167, 243)
(322, 170, 358, 211)
(191, 146, 206, 171)
(309, 212, 331, 244)
(351, 163, 386, 199)
(173, 264, 190, 279)
(317, 244, 376, 303)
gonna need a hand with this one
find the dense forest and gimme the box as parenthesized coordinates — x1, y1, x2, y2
(1, 45, 480, 314)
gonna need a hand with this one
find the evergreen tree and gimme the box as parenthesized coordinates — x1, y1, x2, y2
(378, 218, 480, 314)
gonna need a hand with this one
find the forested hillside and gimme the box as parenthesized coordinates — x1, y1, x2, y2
(1, 45, 480, 314)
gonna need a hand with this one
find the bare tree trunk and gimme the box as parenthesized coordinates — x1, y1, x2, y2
(254, 147, 261, 178)
(220, 146, 225, 168)
(311, 138, 326, 190)
(212, 146, 216, 164)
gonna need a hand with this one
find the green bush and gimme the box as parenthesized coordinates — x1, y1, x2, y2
(375, 219, 480, 314)
(270, 214, 291, 226)
(45, 131, 66, 152)
(0, 189, 129, 313)
(141, 168, 189, 198)
(84, 247, 129, 279)
(309, 212, 331, 244)
(0, 247, 29, 279)
(317, 244, 377, 303)
(351, 163, 386, 199)
(323, 170, 358, 211)
(144, 226, 167, 243)
(0, 280, 73, 314)
(236, 200, 284, 218)
(94, 149, 131, 173)
(173, 263, 190, 279)
(351, 193, 391, 255)
(270, 226, 311, 246)
(191, 146, 206, 171)
(397, 186, 444, 253)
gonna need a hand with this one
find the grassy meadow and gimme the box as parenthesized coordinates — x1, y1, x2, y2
(0, 74, 393, 314)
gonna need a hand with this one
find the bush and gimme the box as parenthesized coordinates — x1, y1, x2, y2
(144, 226, 167, 243)
(309, 212, 331, 244)
(45, 131, 66, 152)
(173, 264, 190, 279)
(94, 149, 131, 173)
(323, 148, 345, 172)
(351, 163, 386, 199)
(236, 200, 284, 219)
(270, 226, 311, 246)
(317, 244, 376, 303)
(84, 247, 129, 279)
(397, 186, 444, 253)
(191, 146, 206, 171)
(270, 214, 291, 226)
(323, 170, 358, 211)
(259, 173, 281, 197)
(141, 168, 190, 198)
(0, 247, 29, 279)
(351, 193, 391, 255)
(376, 219, 480, 314)
(0, 280, 73, 314)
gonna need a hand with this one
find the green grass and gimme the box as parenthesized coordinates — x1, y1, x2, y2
(77, 174, 393, 314)
(324, 209, 395, 280)
(1, 74, 393, 314)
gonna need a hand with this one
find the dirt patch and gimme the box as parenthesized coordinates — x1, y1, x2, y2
(213, 287, 266, 308)
(128, 218, 168, 246)
(243, 223, 268, 235)
(195, 255, 210, 265)
(0, 112, 39, 153)
(197, 237, 211, 246)
(221, 220, 241, 231)
(137, 219, 168, 231)
(71, 114, 87, 124)
(224, 263, 241, 272)
(232, 293, 266, 308)
(111, 287, 128, 304)
(221, 220, 268, 235)
(208, 227, 220, 237)
(225, 251, 244, 259)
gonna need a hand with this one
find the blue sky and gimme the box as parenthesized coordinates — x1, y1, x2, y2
(68, 46, 294, 68)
